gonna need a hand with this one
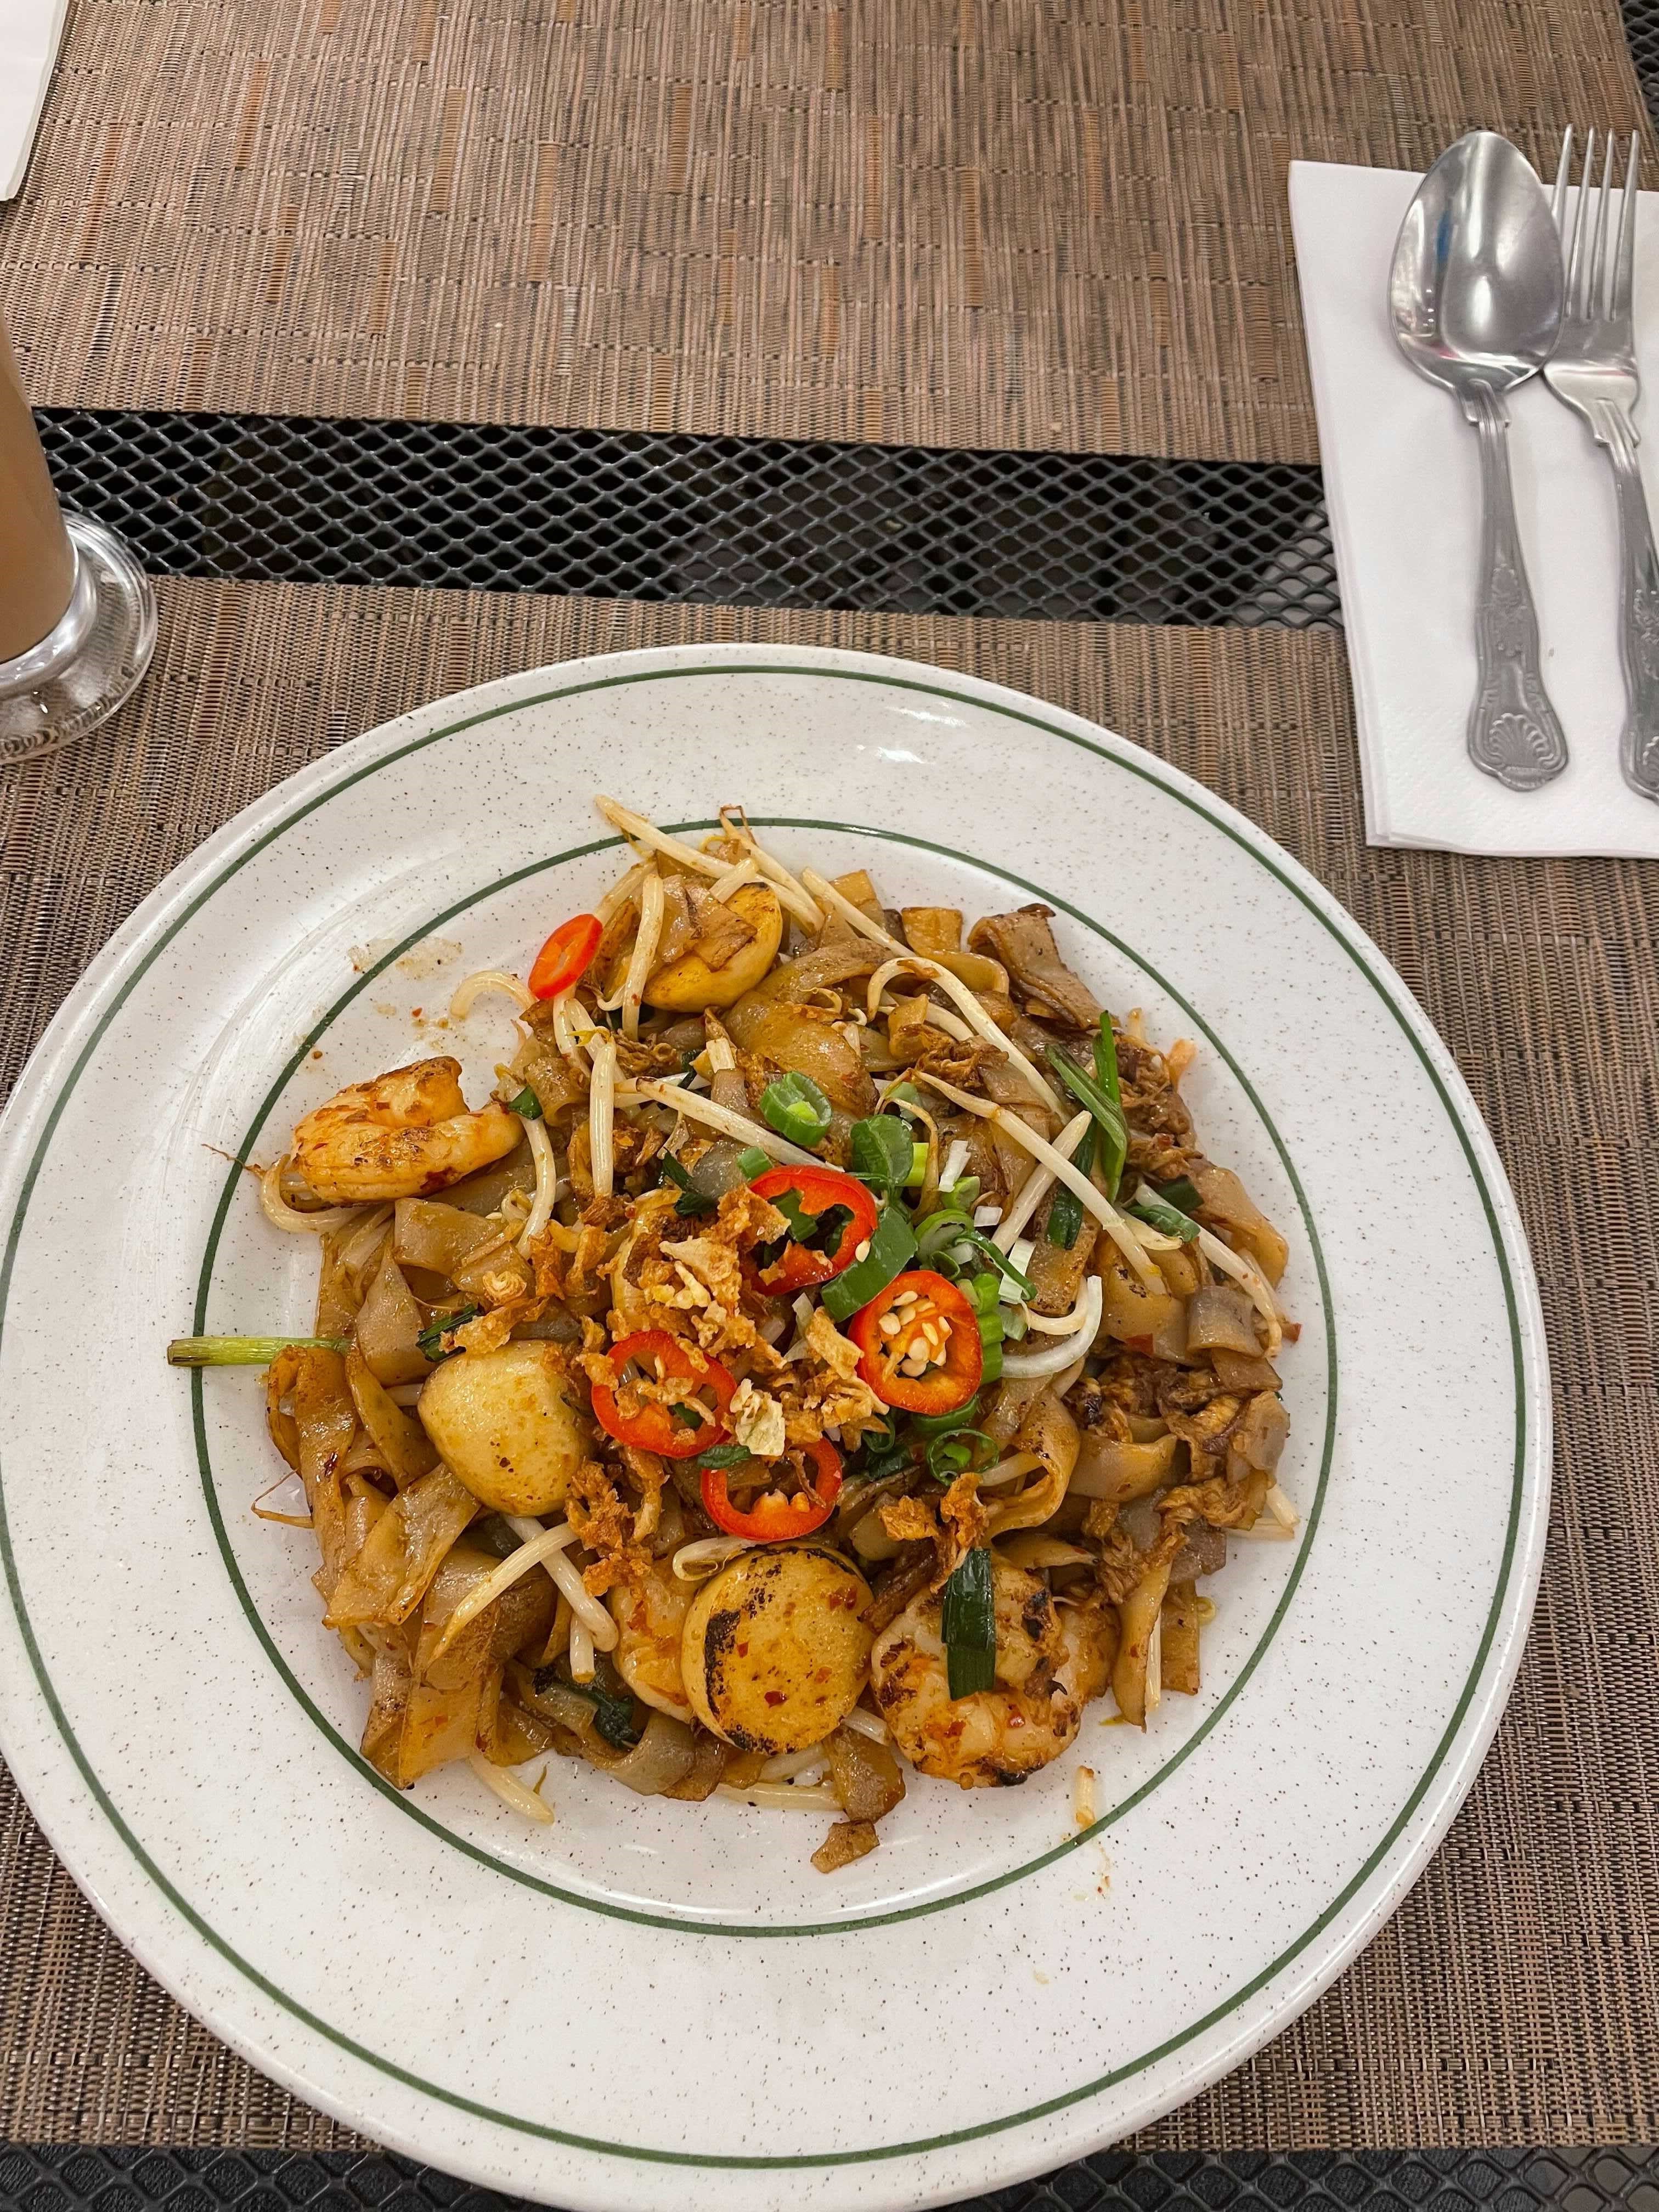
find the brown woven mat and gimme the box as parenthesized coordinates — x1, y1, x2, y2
(0, 0, 1646, 464)
(0, 575, 1653, 2148)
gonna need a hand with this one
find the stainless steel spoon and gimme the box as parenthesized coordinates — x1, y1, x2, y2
(1389, 129, 1569, 789)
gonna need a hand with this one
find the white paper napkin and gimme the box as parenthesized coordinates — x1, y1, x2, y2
(0, 0, 67, 201)
(1290, 157, 1659, 856)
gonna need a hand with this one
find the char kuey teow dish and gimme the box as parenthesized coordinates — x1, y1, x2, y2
(172, 798, 1298, 1874)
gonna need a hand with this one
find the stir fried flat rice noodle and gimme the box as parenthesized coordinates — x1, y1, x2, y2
(205, 798, 1297, 1867)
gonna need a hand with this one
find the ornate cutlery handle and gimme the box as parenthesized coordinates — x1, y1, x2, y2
(1466, 385, 1570, 791)
(1601, 411, 1659, 802)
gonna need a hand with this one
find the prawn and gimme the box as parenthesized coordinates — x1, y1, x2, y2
(608, 1556, 696, 1722)
(292, 1057, 520, 1204)
(870, 1554, 1095, 1787)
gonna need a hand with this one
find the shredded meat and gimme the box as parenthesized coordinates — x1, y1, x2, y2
(877, 1473, 987, 1591)
(911, 1035, 1005, 1090)
(1156, 1370, 1245, 1455)
(1160, 1465, 1270, 1532)
(612, 1036, 692, 1080)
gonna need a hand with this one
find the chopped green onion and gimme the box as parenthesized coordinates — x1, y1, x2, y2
(940, 1547, 996, 1699)
(906, 1141, 929, 1187)
(963, 1270, 1006, 1381)
(1155, 1174, 1203, 1215)
(506, 1084, 543, 1120)
(1047, 1125, 1096, 1249)
(916, 1210, 1034, 1299)
(759, 1071, 832, 1148)
(849, 1114, 915, 1194)
(1125, 1187, 1200, 1242)
(911, 1396, 981, 1440)
(820, 1204, 918, 1321)
(167, 1334, 347, 1367)
(1047, 1040, 1127, 1199)
(882, 1081, 923, 1109)
(659, 1152, 718, 1216)
(737, 1146, 772, 1180)
(926, 1426, 996, 1480)
(416, 1305, 482, 1361)
(942, 1173, 981, 1212)
(692, 1442, 753, 1470)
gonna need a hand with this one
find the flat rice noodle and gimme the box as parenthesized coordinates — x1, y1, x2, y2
(725, 1000, 874, 1114)
(1184, 1283, 1261, 1356)
(727, 944, 876, 1018)
(899, 906, 962, 956)
(1025, 1206, 1098, 1314)
(1234, 1391, 1289, 1472)
(353, 1249, 431, 1386)
(289, 1348, 357, 1594)
(981, 1373, 1049, 1444)
(1113, 1555, 1175, 1728)
(347, 1341, 438, 1486)
(314, 1231, 368, 1339)
(452, 1233, 532, 1303)
(264, 1348, 303, 1472)
(325, 1462, 478, 1627)
(825, 1726, 905, 1820)
(1192, 1165, 1289, 1286)
(484, 1691, 561, 1767)
(662, 1729, 729, 1801)
(340, 1472, 391, 1564)
(1095, 1254, 1186, 1348)
(396, 1665, 499, 1785)
(439, 1134, 541, 1216)
(415, 1541, 555, 1691)
(812, 1819, 879, 1874)
(1210, 1348, 1281, 1393)
(1161, 1579, 1201, 1694)
(360, 1632, 414, 1783)
(507, 1041, 589, 1120)
(1069, 1430, 1181, 1502)
(986, 1390, 1079, 1534)
(393, 1198, 499, 1279)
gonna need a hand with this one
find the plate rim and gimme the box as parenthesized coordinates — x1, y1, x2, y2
(0, 641, 1552, 2200)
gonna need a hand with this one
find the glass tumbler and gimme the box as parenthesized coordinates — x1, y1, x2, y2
(0, 314, 155, 763)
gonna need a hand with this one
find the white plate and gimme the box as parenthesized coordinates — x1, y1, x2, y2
(0, 643, 1548, 2209)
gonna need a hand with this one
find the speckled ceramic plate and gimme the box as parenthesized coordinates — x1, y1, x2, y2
(0, 643, 1548, 2210)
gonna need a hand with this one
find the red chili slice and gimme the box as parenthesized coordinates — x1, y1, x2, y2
(747, 1165, 879, 1294)
(848, 1268, 982, 1415)
(701, 1437, 843, 1541)
(528, 912, 603, 1000)
(589, 1330, 737, 1459)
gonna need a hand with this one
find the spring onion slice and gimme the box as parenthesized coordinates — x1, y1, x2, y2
(941, 1548, 996, 1700)
(736, 1144, 772, 1179)
(1125, 1179, 1200, 1244)
(625, 1077, 819, 1166)
(167, 1334, 347, 1367)
(849, 1113, 914, 1193)
(1046, 1129, 1094, 1250)
(1046, 1044, 1128, 1199)
(912, 1073, 1163, 1290)
(760, 1070, 832, 1148)
(1154, 1173, 1203, 1215)
(819, 1204, 918, 1322)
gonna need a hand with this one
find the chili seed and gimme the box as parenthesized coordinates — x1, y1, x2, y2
(879, 1313, 902, 1337)
(855, 1239, 871, 1262)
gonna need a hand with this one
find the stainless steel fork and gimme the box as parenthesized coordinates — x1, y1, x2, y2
(1545, 128, 1659, 799)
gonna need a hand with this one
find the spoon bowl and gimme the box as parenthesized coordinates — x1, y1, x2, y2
(1390, 130, 1564, 414)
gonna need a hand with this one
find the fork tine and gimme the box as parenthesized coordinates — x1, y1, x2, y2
(1553, 126, 1573, 236)
(1566, 126, 1597, 318)
(1612, 133, 1640, 326)
(1590, 129, 1616, 315)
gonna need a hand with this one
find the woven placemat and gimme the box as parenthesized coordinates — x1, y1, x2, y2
(0, 574, 1652, 2149)
(0, 0, 1647, 463)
